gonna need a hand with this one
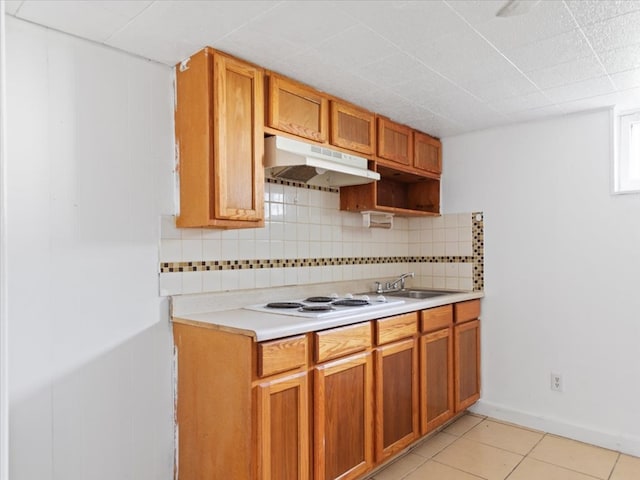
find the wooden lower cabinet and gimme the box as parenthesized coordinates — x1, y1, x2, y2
(420, 327, 454, 434)
(254, 372, 310, 480)
(374, 338, 419, 461)
(454, 319, 481, 412)
(314, 352, 374, 480)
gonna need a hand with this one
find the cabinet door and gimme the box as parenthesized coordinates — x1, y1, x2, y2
(175, 48, 264, 228)
(330, 101, 375, 155)
(377, 117, 413, 166)
(267, 73, 328, 142)
(375, 338, 419, 462)
(213, 53, 264, 222)
(420, 327, 454, 434)
(314, 352, 374, 480)
(454, 320, 481, 412)
(413, 131, 442, 174)
(255, 372, 310, 480)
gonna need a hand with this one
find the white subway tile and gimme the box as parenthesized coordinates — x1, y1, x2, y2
(203, 239, 221, 260)
(297, 242, 310, 259)
(159, 272, 181, 296)
(433, 242, 446, 256)
(284, 241, 297, 259)
(270, 203, 285, 222)
(445, 242, 459, 256)
(255, 240, 270, 258)
(445, 277, 459, 290)
(221, 239, 239, 260)
(270, 240, 284, 259)
(297, 267, 310, 284)
(459, 263, 473, 278)
(254, 268, 271, 288)
(238, 240, 256, 260)
(220, 229, 239, 241)
(283, 185, 297, 204)
(458, 227, 472, 242)
(445, 227, 459, 242)
(433, 228, 446, 242)
(270, 222, 285, 241)
(201, 228, 222, 240)
(270, 183, 284, 203)
(421, 243, 433, 256)
(182, 271, 203, 294)
(433, 276, 446, 288)
(296, 187, 309, 206)
(182, 239, 203, 261)
(445, 263, 459, 277)
(444, 214, 458, 228)
(431, 216, 445, 228)
(460, 242, 473, 256)
(202, 271, 222, 292)
(238, 269, 256, 290)
(284, 203, 297, 222)
(221, 270, 240, 290)
(459, 278, 474, 291)
(181, 228, 202, 240)
(457, 213, 472, 227)
(433, 263, 445, 276)
(160, 239, 182, 262)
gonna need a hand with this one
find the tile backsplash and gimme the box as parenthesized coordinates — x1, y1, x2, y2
(159, 180, 484, 296)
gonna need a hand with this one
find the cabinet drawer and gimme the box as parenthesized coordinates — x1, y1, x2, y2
(258, 335, 308, 377)
(314, 322, 371, 363)
(421, 305, 453, 332)
(454, 300, 481, 324)
(376, 312, 418, 345)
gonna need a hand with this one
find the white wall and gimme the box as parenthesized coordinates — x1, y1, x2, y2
(443, 109, 640, 455)
(6, 17, 175, 479)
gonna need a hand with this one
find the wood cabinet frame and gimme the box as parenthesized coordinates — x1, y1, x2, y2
(255, 372, 310, 480)
(454, 320, 481, 412)
(420, 327, 454, 434)
(330, 100, 376, 155)
(314, 352, 374, 480)
(374, 338, 419, 461)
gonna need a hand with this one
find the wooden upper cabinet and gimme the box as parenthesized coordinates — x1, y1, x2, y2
(330, 101, 375, 155)
(175, 48, 264, 229)
(377, 116, 413, 166)
(414, 131, 442, 174)
(267, 73, 328, 142)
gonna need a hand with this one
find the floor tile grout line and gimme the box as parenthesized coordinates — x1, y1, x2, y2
(606, 452, 622, 480)
(430, 458, 489, 479)
(503, 433, 548, 480)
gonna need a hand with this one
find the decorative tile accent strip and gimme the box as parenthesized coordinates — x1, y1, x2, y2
(472, 211, 484, 291)
(266, 176, 338, 193)
(159, 211, 485, 290)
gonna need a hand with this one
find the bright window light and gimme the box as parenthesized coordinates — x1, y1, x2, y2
(616, 110, 640, 193)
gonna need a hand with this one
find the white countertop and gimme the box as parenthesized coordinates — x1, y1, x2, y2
(171, 285, 484, 341)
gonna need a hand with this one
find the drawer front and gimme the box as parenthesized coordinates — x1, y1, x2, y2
(314, 322, 372, 363)
(258, 335, 308, 377)
(421, 305, 453, 332)
(454, 300, 481, 324)
(376, 312, 418, 345)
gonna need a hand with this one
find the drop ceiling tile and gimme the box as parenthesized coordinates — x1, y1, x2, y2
(242, 1, 357, 50)
(338, 0, 468, 52)
(392, 66, 465, 101)
(489, 91, 554, 114)
(15, 0, 152, 43)
(599, 43, 640, 74)
(107, 0, 279, 65)
(583, 10, 640, 52)
(355, 53, 436, 89)
(565, 0, 640, 27)
(542, 75, 616, 103)
(527, 56, 608, 89)
(4, 1, 23, 15)
(610, 68, 640, 90)
(504, 29, 594, 73)
(555, 88, 640, 113)
(312, 24, 400, 69)
(506, 104, 565, 123)
(467, 75, 539, 102)
(451, 0, 577, 50)
(215, 29, 307, 69)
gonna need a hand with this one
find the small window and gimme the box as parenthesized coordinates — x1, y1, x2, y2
(615, 110, 640, 194)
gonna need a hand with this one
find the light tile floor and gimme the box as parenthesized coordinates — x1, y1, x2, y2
(367, 414, 640, 480)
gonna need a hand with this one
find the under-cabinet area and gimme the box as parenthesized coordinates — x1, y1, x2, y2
(172, 297, 481, 480)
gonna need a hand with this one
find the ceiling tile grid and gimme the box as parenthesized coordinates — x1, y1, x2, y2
(5, 0, 640, 136)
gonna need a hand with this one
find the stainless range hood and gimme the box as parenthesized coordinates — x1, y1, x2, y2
(264, 136, 380, 187)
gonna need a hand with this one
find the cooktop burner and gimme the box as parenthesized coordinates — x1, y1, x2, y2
(266, 302, 304, 309)
(300, 305, 334, 312)
(245, 293, 405, 319)
(332, 299, 370, 307)
(305, 296, 333, 303)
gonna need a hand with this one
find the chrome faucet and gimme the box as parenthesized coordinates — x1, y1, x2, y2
(375, 272, 414, 294)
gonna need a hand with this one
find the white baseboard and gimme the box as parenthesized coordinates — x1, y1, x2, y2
(469, 399, 640, 458)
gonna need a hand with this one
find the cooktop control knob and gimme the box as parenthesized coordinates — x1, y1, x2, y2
(330, 293, 339, 299)
(376, 295, 387, 303)
(360, 295, 370, 302)
(344, 293, 353, 299)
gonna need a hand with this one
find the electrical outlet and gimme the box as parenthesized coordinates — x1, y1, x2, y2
(550, 372, 563, 392)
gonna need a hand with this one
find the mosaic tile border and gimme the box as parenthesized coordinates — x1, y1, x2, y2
(160, 212, 485, 291)
(472, 211, 484, 291)
(266, 176, 339, 193)
(160, 255, 477, 273)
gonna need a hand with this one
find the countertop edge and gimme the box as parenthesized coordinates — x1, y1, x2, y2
(172, 290, 484, 342)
